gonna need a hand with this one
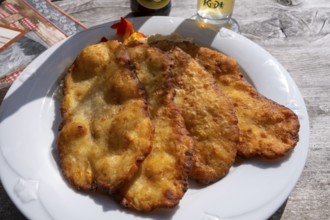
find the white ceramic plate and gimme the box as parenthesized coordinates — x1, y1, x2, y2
(0, 16, 309, 220)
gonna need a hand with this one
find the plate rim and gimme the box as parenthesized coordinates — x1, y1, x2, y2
(0, 16, 310, 220)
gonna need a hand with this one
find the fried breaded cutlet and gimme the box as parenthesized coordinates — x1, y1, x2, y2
(151, 40, 300, 159)
(58, 40, 153, 192)
(116, 43, 194, 212)
(166, 47, 239, 185)
(195, 46, 300, 158)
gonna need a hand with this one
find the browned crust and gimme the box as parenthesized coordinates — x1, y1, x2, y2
(115, 43, 194, 212)
(151, 39, 300, 159)
(57, 37, 301, 213)
(194, 45, 300, 159)
(167, 47, 239, 184)
(222, 75, 300, 158)
(57, 40, 153, 193)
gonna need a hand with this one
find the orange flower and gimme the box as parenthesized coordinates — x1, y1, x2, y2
(111, 17, 145, 42)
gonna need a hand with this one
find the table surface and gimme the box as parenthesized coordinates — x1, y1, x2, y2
(1, 0, 329, 219)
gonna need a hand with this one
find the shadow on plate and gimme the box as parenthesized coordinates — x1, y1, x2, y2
(233, 150, 293, 169)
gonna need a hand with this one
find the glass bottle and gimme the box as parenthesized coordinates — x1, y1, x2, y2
(131, 0, 172, 16)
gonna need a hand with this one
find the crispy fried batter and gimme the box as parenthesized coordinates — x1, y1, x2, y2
(167, 47, 239, 185)
(58, 40, 153, 192)
(152, 40, 300, 159)
(195, 46, 300, 158)
(58, 35, 301, 213)
(115, 43, 194, 211)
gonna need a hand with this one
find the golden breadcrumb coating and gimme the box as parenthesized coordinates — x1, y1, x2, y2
(58, 40, 153, 192)
(57, 36, 301, 214)
(167, 47, 239, 184)
(154, 40, 300, 159)
(116, 43, 194, 212)
(195, 46, 300, 158)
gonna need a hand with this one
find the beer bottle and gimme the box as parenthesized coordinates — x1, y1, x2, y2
(130, 0, 171, 16)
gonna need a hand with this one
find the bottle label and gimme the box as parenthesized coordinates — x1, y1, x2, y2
(137, 0, 170, 10)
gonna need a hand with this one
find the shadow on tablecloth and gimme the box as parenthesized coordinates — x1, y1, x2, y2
(0, 182, 27, 220)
